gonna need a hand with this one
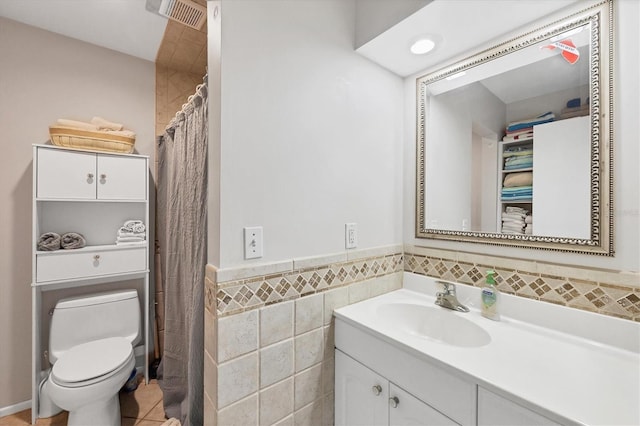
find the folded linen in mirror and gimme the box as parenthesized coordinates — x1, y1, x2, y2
(61, 232, 86, 249)
(37, 232, 61, 251)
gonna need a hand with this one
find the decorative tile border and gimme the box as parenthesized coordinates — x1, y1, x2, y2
(404, 251, 640, 322)
(206, 251, 404, 317)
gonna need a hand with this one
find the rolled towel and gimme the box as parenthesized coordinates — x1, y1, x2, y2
(61, 232, 86, 249)
(38, 232, 61, 251)
(91, 116, 123, 131)
(121, 220, 146, 234)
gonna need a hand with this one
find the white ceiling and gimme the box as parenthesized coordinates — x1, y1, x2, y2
(0, 0, 168, 62)
(356, 0, 587, 78)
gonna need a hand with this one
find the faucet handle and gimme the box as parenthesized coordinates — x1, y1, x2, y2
(438, 281, 456, 295)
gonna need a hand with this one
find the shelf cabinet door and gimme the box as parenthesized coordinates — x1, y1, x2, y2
(37, 148, 97, 199)
(335, 350, 388, 426)
(389, 383, 458, 426)
(97, 155, 147, 200)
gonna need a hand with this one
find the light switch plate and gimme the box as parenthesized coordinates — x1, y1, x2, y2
(244, 226, 263, 259)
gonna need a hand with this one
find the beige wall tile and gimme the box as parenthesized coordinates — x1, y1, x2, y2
(204, 351, 217, 411)
(259, 378, 294, 426)
(260, 301, 294, 347)
(323, 325, 335, 361)
(217, 394, 258, 426)
(348, 280, 370, 304)
(295, 328, 324, 373)
(217, 352, 258, 409)
(322, 357, 335, 395)
(295, 294, 323, 335)
(294, 364, 323, 411)
(322, 392, 334, 426)
(204, 308, 218, 364)
(323, 287, 349, 325)
(218, 309, 258, 362)
(293, 399, 323, 426)
(274, 415, 294, 426)
(260, 339, 294, 389)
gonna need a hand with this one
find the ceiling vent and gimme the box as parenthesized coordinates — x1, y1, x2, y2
(149, 0, 207, 30)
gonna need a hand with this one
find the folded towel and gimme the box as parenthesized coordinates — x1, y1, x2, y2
(91, 116, 124, 131)
(38, 232, 61, 251)
(118, 230, 145, 237)
(56, 119, 99, 132)
(503, 172, 533, 188)
(61, 232, 86, 249)
(506, 112, 555, 132)
(506, 206, 528, 214)
(525, 215, 533, 224)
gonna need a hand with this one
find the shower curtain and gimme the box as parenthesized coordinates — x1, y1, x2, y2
(156, 77, 208, 426)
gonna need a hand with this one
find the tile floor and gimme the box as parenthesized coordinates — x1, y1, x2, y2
(0, 379, 166, 426)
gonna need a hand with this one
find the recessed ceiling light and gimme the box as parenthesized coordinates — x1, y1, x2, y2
(410, 38, 436, 55)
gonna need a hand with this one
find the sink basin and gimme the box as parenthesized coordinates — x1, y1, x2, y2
(377, 303, 491, 347)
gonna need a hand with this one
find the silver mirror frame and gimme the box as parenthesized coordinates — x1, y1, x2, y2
(415, 0, 613, 256)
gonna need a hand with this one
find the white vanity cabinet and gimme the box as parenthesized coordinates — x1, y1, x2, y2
(31, 144, 150, 424)
(478, 387, 560, 426)
(336, 350, 457, 426)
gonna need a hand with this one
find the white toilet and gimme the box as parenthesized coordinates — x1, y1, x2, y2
(44, 290, 141, 426)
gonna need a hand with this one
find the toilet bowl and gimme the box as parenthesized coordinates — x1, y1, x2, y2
(47, 337, 135, 426)
(44, 290, 141, 426)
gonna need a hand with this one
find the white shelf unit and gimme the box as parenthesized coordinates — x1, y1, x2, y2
(31, 144, 150, 424)
(496, 137, 533, 232)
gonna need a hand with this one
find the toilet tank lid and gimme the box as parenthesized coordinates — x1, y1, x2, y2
(55, 290, 138, 310)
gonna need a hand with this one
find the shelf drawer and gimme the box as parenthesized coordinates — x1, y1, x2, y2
(36, 247, 146, 283)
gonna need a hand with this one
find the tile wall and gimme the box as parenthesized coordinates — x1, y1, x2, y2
(203, 245, 404, 426)
(404, 244, 640, 322)
(203, 244, 639, 425)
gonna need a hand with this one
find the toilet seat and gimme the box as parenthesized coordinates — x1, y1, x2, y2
(51, 337, 133, 388)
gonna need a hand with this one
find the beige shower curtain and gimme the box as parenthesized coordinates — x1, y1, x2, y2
(156, 77, 208, 426)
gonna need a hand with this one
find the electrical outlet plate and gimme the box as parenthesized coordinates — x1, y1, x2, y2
(345, 223, 357, 249)
(244, 226, 263, 259)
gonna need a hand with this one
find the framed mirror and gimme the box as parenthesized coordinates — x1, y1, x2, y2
(416, 0, 613, 255)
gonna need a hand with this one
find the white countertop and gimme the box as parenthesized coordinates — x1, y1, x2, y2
(334, 272, 640, 426)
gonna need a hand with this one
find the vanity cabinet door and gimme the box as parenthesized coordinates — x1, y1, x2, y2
(335, 350, 388, 426)
(389, 383, 458, 426)
(96, 155, 147, 200)
(37, 148, 97, 199)
(478, 387, 560, 426)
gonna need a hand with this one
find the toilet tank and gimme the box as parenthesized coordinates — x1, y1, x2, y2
(49, 290, 141, 364)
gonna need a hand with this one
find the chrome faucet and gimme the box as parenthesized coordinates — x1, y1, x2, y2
(435, 281, 469, 312)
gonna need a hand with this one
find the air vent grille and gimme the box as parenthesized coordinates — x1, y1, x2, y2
(159, 0, 206, 30)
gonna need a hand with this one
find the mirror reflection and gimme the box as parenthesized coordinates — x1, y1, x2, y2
(423, 24, 591, 239)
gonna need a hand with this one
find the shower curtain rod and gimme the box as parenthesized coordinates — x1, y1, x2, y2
(165, 73, 208, 132)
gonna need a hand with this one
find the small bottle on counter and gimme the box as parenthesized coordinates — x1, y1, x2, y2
(481, 270, 500, 321)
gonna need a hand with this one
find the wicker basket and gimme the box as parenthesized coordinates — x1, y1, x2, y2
(49, 126, 136, 154)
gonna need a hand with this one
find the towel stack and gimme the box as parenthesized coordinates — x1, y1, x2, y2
(116, 220, 146, 245)
(524, 214, 533, 235)
(503, 145, 533, 171)
(56, 117, 136, 138)
(501, 206, 528, 234)
(504, 111, 555, 136)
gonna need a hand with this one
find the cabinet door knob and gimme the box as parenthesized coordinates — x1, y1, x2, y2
(372, 385, 382, 396)
(100, 174, 107, 180)
(87, 173, 94, 179)
(93, 254, 100, 261)
(389, 396, 399, 408)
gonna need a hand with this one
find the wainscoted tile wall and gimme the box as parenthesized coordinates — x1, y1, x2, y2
(203, 245, 403, 426)
(404, 245, 640, 322)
